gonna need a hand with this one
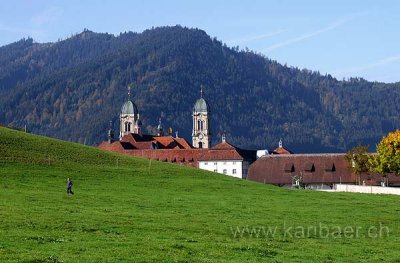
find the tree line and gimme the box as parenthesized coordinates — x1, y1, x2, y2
(0, 26, 399, 152)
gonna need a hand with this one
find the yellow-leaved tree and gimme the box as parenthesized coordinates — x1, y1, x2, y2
(369, 130, 400, 176)
(344, 145, 371, 184)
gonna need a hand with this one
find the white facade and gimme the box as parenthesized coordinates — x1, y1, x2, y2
(256, 149, 269, 159)
(198, 160, 249, 179)
(120, 111, 139, 138)
(192, 111, 211, 148)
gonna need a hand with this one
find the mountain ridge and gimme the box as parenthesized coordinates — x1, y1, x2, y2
(0, 25, 399, 152)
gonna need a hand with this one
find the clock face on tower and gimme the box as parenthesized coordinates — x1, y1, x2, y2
(199, 133, 204, 139)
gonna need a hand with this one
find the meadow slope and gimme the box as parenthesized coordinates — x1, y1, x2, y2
(0, 127, 399, 262)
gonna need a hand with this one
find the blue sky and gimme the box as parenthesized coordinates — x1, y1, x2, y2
(1, 0, 399, 82)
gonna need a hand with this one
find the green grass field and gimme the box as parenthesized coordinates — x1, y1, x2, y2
(1, 127, 400, 262)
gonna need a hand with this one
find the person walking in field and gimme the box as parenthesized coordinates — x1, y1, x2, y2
(66, 178, 74, 195)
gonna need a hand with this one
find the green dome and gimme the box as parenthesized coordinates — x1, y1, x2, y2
(193, 98, 208, 112)
(121, 100, 138, 115)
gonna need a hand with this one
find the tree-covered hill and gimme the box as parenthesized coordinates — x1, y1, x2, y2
(0, 26, 399, 152)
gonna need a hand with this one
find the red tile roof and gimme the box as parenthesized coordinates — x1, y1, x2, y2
(118, 133, 193, 150)
(272, 146, 293, 154)
(153, 136, 175, 148)
(132, 141, 156, 149)
(212, 141, 237, 150)
(174, 137, 193, 149)
(248, 154, 400, 186)
(98, 135, 257, 168)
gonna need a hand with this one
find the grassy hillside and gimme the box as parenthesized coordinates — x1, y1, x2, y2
(0, 127, 399, 262)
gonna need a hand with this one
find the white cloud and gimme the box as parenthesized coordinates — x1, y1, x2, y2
(228, 29, 286, 44)
(262, 11, 369, 53)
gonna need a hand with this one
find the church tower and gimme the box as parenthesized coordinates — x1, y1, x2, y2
(192, 88, 211, 148)
(119, 85, 141, 138)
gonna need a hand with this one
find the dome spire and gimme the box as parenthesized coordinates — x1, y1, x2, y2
(193, 85, 209, 113)
(157, 117, 164, 136)
(127, 84, 132, 100)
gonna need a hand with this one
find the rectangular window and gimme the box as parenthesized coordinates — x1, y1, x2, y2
(233, 162, 236, 165)
(223, 169, 227, 174)
(204, 162, 208, 165)
(214, 162, 217, 165)
(214, 169, 217, 172)
(233, 169, 237, 174)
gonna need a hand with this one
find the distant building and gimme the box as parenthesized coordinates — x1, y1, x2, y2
(198, 135, 255, 178)
(98, 85, 256, 179)
(99, 133, 255, 179)
(248, 154, 400, 188)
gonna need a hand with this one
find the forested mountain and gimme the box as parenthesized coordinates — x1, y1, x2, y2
(0, 26, 399, 152)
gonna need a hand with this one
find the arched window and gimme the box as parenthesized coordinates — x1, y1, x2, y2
(198, 142, 203, 149)
(197, 120, 201, 130)
(127, 122, 131, 132)
(124, 122, 128, 132)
